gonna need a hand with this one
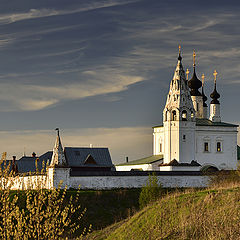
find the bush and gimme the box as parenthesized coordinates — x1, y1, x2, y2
(0, 152, 90, 239)
(139, 173, 163, 209)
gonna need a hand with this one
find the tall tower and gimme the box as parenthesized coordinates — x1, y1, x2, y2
(188, 51, 204, 118)
(201, 74, 208, 118)
(163, 46, 196, 164)
(210, 70, 221, 122)
(50, 128, 68, 167)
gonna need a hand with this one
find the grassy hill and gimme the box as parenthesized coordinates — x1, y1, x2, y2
(87, 186, 240, 240)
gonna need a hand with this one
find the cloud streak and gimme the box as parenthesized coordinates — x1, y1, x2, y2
(0, 0, 139, 25)
(0, 70, 144, 111)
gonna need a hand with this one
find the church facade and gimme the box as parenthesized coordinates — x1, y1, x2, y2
(153, 48, 238, 171)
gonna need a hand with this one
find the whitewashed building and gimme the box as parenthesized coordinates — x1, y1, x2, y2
(117, 48, 239, 171)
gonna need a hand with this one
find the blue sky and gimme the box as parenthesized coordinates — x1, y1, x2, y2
(0, 0, 239, 163)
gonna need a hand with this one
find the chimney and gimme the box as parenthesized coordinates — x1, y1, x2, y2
(90, 144, 93, 148)
(32, 152, 36, 157)
(12, 156, 18, 174)
(126, 157, 128, 163)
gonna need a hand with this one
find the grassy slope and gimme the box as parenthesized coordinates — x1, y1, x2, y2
(87, 187, 240, 240)
(72, 189, 141, 231)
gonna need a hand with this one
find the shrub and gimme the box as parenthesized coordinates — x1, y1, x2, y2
(139, 173, 163, 209)
(0, 152, 90, 239)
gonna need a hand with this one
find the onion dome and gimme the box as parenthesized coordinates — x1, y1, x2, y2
(210, 70, 220, 104)
(201, 74, 208, 107)
(188, 51, 202, 96)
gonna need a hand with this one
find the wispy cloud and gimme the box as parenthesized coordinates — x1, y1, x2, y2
(0, 0, 139, 25)
(0, 70, 144, 111)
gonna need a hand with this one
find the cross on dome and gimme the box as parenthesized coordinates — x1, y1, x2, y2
(213, 70, 218, 84)
(186, 68, 189, 80)
(201, 73, 205, 87)
(193, 50, 196, 67)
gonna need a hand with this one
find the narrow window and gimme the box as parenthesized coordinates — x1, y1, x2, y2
(160, 143, 162, 153)
(182, 110, 187, 121)
(204, 142, 209, 152)
(172, 110, 177, 121)
(183, 135, 186, 141)
(191, 112, 194, 119)
(217, 142, 221, 152)
(196, 103, 199, 111)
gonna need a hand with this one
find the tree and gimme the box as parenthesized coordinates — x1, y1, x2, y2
(139, 173, 163, 209)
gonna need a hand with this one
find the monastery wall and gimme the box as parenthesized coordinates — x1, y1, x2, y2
(8, 175, 48, 190)
(68, 174, 209, 189)
(50, 169, 210, 189)
(5, 169, 211, 190)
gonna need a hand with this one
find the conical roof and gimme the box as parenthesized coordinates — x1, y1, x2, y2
(50, 128, 68, 167)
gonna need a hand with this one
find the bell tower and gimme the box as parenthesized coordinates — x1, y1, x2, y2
(162, 46, 196, 164)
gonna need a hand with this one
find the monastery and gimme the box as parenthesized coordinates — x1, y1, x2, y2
(116, 47, 239, 172)
(2, 47, 240, 189)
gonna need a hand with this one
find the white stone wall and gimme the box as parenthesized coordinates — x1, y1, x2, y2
(196, 125, 238, 170)
(210, 104, 221, 122)
(159, 166, 201, 171)
(191, 96, 204, 118)
(154, 121, 196, 164)
(69, 175, 209, 189)
(4, 168, 210, 190)
(7, 175, 47, 190)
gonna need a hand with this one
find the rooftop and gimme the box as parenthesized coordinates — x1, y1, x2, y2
(153, 118, 238, 128)
(116, 155, 163, 166)
(195, 118, 238, 127)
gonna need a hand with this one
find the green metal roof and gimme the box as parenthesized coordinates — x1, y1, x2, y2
(238, 146, 240, 160)
(153, 119, 238, 128)
(196, 118, 238, 127)
(116, 155, 163, 166)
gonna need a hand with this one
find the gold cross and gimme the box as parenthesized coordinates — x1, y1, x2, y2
(178, 45, 181, 55)
(186, 68, 189, 80)
(201, 73, 205, 87)
(213, 70, 218, 84)
(193, 50, 196, 66)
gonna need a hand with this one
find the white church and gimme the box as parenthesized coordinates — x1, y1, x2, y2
(116, 47, 239, 172)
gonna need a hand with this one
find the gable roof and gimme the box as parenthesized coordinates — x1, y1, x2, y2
(17, 151, 52, 173)
(84, 154, 97, 165)
(15, 148, 113, 173)
(64, 147, 113, 167)
(116, 155, 163, 166)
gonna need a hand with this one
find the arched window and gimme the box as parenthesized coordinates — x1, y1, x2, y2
(217, 142, 222, 152)
(182, 110, 187, 121)
(172, 110, 177, 121)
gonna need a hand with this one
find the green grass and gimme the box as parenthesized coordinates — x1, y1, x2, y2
(86, 187, 240, 240)
(6, 188, 142, 236)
